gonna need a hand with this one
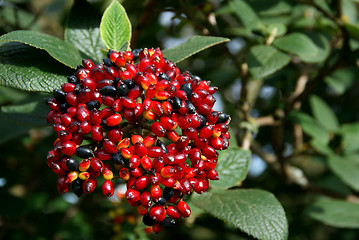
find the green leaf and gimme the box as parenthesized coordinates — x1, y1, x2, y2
(341, 123, 359, 153)
(0, 30, 82, 68)
(328, 155, 359, 191)
(211, 148, 250, 189)
(289, 111, 329, 144)
(342, 0, 357, 23)
(294, 32, 330, 63)
(0, 42, 72, 92)
(309, 95, 339, 132)
(192, 189, 288, 240)
(273, 33, 318, 61)
(310, 139, 333, 156)
(0, 99, 48, 126)
(229, 0, 263, 30)
(162, 36, 229, 63)
(0, 115, 32, 145)
(65, 0, 106, 63)
(100, 0, 131, 51)
(246, 45, 291, 79)
(265, 23, 287, 37)
(324, 67, 357, 95)
(344, 22, 359, 40)
(308, 197, 359, 228)
(248, 0, 292, 16)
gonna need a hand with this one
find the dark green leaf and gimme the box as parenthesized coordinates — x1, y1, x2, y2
(229, 0, 263, 30)
(308, 197, 359, 228)
(65, 0, 106, 63)
(0, 99, 48, 126)
(289, 111, 329, 144)
(0, 42, 72, 92)
(248, 0, 292, 16)
(273, 33, 319, 61)
(0, 6, 37, 30)
(246, 45, 291, 79)
(192, 189, 288, 240)
(0, 30, 82, 68)
(309, 95, 339, 132)
(0, 115, 32, 144)
(324, 67, 357, 95)
(300, 32, 330, 63)
(211, 148, 250, 189)
(162, 36, 229, 63)
(100, 0, 131, 51)
(328, 155, 359, 191)
(341, 123, 359, 153)
(344, 22, 359, 40)
(0, 86, 30, 104)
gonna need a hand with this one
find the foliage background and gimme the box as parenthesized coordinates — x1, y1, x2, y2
(1, 0, 359, 239)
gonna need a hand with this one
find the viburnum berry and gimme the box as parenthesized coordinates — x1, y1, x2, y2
(45, 47, 231, 233)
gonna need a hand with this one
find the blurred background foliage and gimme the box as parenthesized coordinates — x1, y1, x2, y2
(1, 0, 359, 239)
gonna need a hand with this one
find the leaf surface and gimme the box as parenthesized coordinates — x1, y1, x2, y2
(65, 0, 106, 63)
(100, 0, 132, 51)
(0, 30, 82, 68)
(192, 189, 288, 240)
(162, 36, 229, 63)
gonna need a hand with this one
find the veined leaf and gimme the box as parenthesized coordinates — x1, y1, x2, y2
(0, 30, 82, 68)
(100, 0, 132, 51)
(162, 36, 229, 63)
(192, 189, 288, 240)
(211, 148, 250, 189)
(65, 0, 106, 63)
(0, 42, 72, 92)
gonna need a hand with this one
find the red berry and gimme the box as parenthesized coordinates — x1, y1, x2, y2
(102, 180, 114, 197)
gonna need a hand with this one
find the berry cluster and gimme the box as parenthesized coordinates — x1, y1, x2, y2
(46, 48, 230, 233)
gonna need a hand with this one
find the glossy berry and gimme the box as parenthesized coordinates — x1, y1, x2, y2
(46, 48, 231, 232)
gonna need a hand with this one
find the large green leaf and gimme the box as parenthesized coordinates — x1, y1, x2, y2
(246, 45, 291, 79)
(211, 148, 250, 189)
(308, 197, 359, 228)
(0, 30, 82, 69)
(273, 33, 318, 61)
(341, 123, 359, 153)
(229, 0, 263, 30)
(65, 0, 106, 63)
(100, 0, 131, 51)
(192, 189, 288, 240)
(328, 155, 359, 191)
(0, 42, 72, 92)
(289, 111, 329, 144)
(309, 95, 339, 132)
(162, 36, 229, 63)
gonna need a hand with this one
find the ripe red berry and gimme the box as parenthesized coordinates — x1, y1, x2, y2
(102, 180, 114, 197)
